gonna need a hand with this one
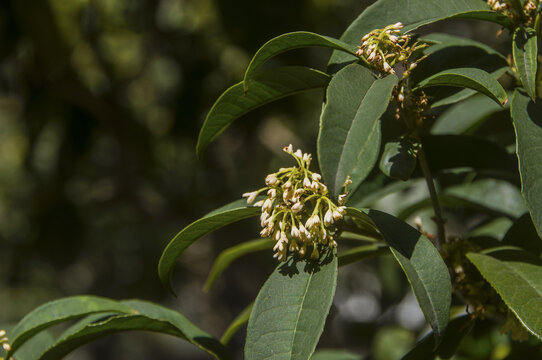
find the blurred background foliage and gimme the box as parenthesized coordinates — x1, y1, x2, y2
(0, 0, 520, 359)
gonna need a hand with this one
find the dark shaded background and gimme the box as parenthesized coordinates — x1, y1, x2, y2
(0, 0, 516, 359)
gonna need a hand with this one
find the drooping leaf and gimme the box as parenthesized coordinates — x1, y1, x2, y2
(379, 138, 419, 181)
(318, 63, 397, 198)
(513, 27, 538, 100)
(310, 349, 363, 360)
(402, 315, 474, 360)
(244, 32, 359, 87)
(366, 209, 451, 340)
(414, 68, 507, 106)
(245, 251, 338, 360)
(510, 90, 542, 238)
(221, 303, 254, 345)
(328, 0, 511, 69)
(502, 213, 542, 256)
(196, 66, 330, 156)
(338, 245, 390, 267)
(6, 296, 134, 357)
(204, 238, 274, 291)
(38, 300, 230, 360)
(467, 253, 542, 339)
(159, 199, 261, 294)
(431, 94, 509, 135)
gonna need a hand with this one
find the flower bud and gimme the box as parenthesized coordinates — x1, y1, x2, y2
(383, 61, 392, 73)
(242, 191, 258, 204)
(324, 209, 334, 226)
(265, 174, 279, 186)
(389, 35, 398, 42)
(303, 177, 312, 188)
(294, 149, 303, 159)
(267, 188, 277, 199)
(332, 209, 343, 221)
(291, 201, 303, 214)
(253, 200, 264, 207)
(312, 173, 322, 181)
(392, 22, 404, 29)
(310, 246, 320, 260)
(291, 225, 300, 238)
(283, 144, 293, 154)
(303, 153, 312, 164)
(262, 198, 273, 213)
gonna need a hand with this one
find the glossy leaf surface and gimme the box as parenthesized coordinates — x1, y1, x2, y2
(159, 199, 260, 294)
(196, 66, 330, 156)
(513, 28, 538, 101)
(318, 63, 397, 198)
(245, 252, 338, 360)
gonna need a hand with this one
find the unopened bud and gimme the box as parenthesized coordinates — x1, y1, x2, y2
(265, 174, 279, 186)
(324, 209, 334, 226)
(392, 22, 404, 30)
(283, 144, 293, 154)
(291, 201, 304, 214)
(242, 191, 258, 204)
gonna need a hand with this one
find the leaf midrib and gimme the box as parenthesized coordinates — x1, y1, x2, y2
(288, 270, 314, 359)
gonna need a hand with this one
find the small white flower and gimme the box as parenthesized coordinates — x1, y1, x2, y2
(303, 153, 312, 164)
(389, 35, 398, 42)
(367, 51, 377, 62)
(332, 209, 343, 221)
(338, 193, 347, 205)
(398, 93, 405, 102)
(337, 206, 347, 215)
(262, 198, 273, 213)
(294, 149, 303, 159)
(356, 48, 364, 57)
(362, 33, 370, 41)
(324, 209, 334, 226)
(242, 191, 258, 204)
(291, 225, 300, 238)
(267, 188, 277, 199)
(383, 61, 392, 73)
(284, 180, 292, 189)
(303, 177, 311, 188)
(253, 200, 264, 207)
(294, 188, 304, 198)
(409, 62, 417, 71)
(265, 174, 279, 186)
(312, 173, 322, 181)
(291, 201, 303, 214)
(283, 144, 293, 154)
(392, 22, 404, 30)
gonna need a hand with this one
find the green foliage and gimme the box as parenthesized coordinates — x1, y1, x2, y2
(513, 28, 538, 101)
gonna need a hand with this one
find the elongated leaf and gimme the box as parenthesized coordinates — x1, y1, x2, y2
(159, 199, 261, 294)
(311, 349, 362, 360)
(467, 253, 542, 339)
(402, 315, 474, 360)
(7, 296, 134, 357)
(379, 138, 419, 181)
(38, 300, 230, 360)
(204, 238, 274, 291)
(421, 33, 506, 58)
(511, 90, 542, 238)
(318, 63, 397, 198)
(366, 209, 451, 340)
(221, 303, 254, 345)
(244, 32, 358, 87)
(432, 94, 509, 135)
(245, 251, 338, 360)
(338, 245, 389, 267)
(196, 66, 330, 156)
(328, 0, 511, 68)
(414, 68, 507, 106)
(513, 28, 538, 100)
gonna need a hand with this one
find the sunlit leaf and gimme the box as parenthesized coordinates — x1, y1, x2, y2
(468, 253, 542, 339)
(196, 66, 330, 156)
(245, 251, 338, 360)
(318, 63, 397, 198)
(513, 28, 538, 100)
(510, 90, 542, 238)
(159, 199, 260, 294)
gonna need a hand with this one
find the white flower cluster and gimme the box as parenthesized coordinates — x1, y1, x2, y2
(487, 0, 509, 11)
(356, 22, 432, 76)
(242, 145, 350, 261)
(0, 329, 10, 353)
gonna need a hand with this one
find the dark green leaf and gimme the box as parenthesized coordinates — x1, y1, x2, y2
(245, 251, 338, 360)
(221, 303, 253, 345)
(318, 63, 397, 198)
(414, 68, 507, 106)
(379, 138, 419, 181)
(7, 296, 134, 357)
(159, 199, 261, 294)
(196, 66, 330, 156)
(431, 94, 509, 135)
(468, 253, 542, 339)
(510, 90, 542, 238)
(8, 330, 54, 360)
(421, 33, 506, 58)
(204, 238, 274, 291)
(338, 245, 389, 267)
(468, 217, 513, 240)
(310, 349, 363, 360)
(328, 0, 511, 69)
(513, 28, 538, 100)
(366, 210, 451, 340)
(402, 315, 474, 360)
(38, 300, 230, 360)
(244, 32, 358, 87)
(502, 213, 542, 256)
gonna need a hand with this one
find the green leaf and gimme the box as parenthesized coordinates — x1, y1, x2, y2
(6, 296, 134, 357)
(245, 251, 338, 360)
(421, 33, 507, 59)
(310, 349, 363, 360)
(328, 0, 511, 68)
(511, 90, 542, 238)
(366, 209, 451, 340)
(338, 245, 390, 267)
(512, 28, 538, 100)
(431, 94, 509, 135)
(196, 66, 330, 156)
(8, 330, 54, 360)
(402, 315, 474, 360)
(244, 32, 359, 87)
(318, 63, 397, 198)
(414, 68, 507, 106)
(379, 138, 419, 181)
(468, 217, 513, 240)
(204, 238, 274, 291)
(221, 303, 254, 345)
(503, 213, 542, 256)
(159, 199, 261, 294)
(467, 253, 542, 339)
